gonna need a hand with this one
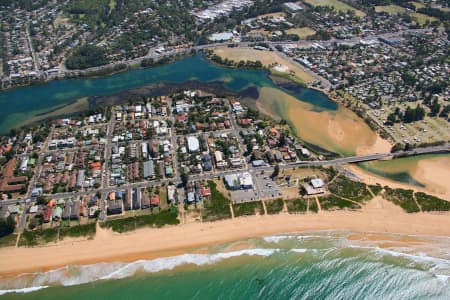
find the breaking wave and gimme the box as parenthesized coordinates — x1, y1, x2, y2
(0, 286, 49, 296)
(0, 248, 280, 294)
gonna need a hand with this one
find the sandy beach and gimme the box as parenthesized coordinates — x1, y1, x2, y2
(350, 161, 450, 201)
(1, 196, 450, 278)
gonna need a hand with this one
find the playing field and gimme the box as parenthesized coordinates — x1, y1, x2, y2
(374, 5, 406, 14)
(411, 12, 439, 25)
(409, 1, 425, 9)
(212, 47, 314, 84)
(303, 0, 366, 17)
(285, 27, 316, 39)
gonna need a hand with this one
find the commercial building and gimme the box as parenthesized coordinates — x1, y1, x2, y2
(143, 161, 155, 178)
(187, 136, 200, 152)
(224, 172, 253, 190)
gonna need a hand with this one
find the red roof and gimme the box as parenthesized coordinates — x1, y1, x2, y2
(91, 162, 101, 169)
(151, 195, 160, 206)
(201, 186, 211, 196)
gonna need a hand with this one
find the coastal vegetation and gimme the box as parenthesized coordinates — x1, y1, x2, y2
(0, 215, 16, 238)
(18, 223, 97, 246)
(286, 198, 309, 213)
(0, 233, 17, 248)
(318, 195, 360, 210)
(328, 175, 373, 203)
(368, 184, 383, 196)
(415, 192, 450, 212)
(59, 223, 96, 240)
(202, 181, 232, 221)
(100, 208, 179, 233)
(265, 199, 284, 214)
(19, 227, 59, 246)
(233, 201, 264, 217)
(383, 187, 420, 213)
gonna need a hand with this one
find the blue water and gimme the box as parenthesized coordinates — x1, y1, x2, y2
(0, 55, 336, 133)
(1, 232, 449, 299)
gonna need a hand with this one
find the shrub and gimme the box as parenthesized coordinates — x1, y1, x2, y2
(415, 192, 450, 212)
(266, 199, 284, 214)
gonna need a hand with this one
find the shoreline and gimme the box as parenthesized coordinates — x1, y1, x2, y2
(1, 204, 450, 278)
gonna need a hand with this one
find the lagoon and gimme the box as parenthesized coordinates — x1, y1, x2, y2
(0, 55, 334, 133)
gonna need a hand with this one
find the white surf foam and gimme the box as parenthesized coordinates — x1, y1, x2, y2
(263, 234, 336, 244)
(3, 248, 280, 291)
(290, 248, 308, 253)
(349, 245, 450, 269)
(0, 286, 49, 296)
(102, 248, 279, 280)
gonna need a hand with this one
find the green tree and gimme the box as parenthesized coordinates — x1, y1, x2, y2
(0, 216, 16, 237)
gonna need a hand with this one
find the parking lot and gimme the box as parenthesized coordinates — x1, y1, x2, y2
(229, 174, 282, 203)
(254, 175, 282, 200)
(231, 188, 259, 204)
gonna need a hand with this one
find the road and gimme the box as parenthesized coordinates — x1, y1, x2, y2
(4, 143, 447, 209)
(42, 28, 433, 81)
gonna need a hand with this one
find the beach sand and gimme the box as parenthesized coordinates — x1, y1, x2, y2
(350, 161, 450, 201)
(257, 87, 391, 155)
(1, 198, 449, 278)
(411, 156, 450, 197)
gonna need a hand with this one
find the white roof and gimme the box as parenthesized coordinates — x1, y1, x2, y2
(187, 136, 200, 152)
(239, 172, 253, 187)
(311, 178, 324, 189)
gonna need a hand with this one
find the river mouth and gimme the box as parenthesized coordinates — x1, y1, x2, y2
(357, 154, 450, 195)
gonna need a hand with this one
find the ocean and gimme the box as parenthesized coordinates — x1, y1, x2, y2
(1, 231, 449, 299)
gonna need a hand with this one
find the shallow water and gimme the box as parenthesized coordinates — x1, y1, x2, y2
(358, 153, 450, 187)
(1, 231, 449, 299)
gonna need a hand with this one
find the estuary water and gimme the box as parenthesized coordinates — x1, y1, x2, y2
(0, 55, 336, 134)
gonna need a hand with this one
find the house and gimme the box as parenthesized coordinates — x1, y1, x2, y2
(151, 195, 160, 207)
(107, 200, 123, 215)
(167, 185, 176, 203)
(52, 206, 63, 221)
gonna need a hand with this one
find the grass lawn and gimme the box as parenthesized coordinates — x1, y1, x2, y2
(374, 5, 407, 14)
(304, 0, 366, 17)
(270, 69, 307, 87)
(411, 12, 439, 25)
(409, 1, 425, 9)
(257, 12, 286, 19)
(212, 47, 314, 84)
(285, 27, 316, 39)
